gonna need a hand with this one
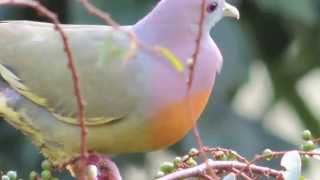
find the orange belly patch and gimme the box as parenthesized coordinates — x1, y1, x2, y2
(148, 89, 211, 149)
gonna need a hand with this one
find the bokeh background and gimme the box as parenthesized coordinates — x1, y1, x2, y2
(0, 0, 319, 179)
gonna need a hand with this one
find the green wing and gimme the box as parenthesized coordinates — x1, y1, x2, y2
(0, 21, 147, 125)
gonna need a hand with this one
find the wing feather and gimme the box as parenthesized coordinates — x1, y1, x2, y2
(0, 21, 147, 125)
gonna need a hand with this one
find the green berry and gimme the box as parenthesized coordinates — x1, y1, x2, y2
(156, 171, 165, 178)
(215, 152, 227, 160)
(186, 157, 197, 167)
(262, 149, 273, 160)
(29, 171, 38, 180)
(182, 155, 189, 161)
(160, 162, 174, 174)
(41, 160, 52, 170)
(2, 175, 10, 180)
(6, 171, 17, 180)
(302, 130, 312, 141)
(227, 151, 238, 160)
(302, 140, 316, 151)
(173, 157, 182, 167)
(189, 148, 199, 155)
(41, 170, 51, 180)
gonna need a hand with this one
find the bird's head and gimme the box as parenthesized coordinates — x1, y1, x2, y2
(204, 0, 240, 27)
(149, 0, 240, 32)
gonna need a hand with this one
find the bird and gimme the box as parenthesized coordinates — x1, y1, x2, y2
(0, 0, 239, 166)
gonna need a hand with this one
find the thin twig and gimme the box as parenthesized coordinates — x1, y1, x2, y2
(79, 0, 119, 27)
(237, 150, 320, 177)
(186, 0, 216, 178)
(79, 0, 138, 61)
(157, 159, 283, 180)
(188, 0, 207, 88)
(231, 168, 253, 180)
(208, 147, 250, 163)
(0, 0, 88, 179)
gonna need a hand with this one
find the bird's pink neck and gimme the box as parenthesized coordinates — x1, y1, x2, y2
(133, 1, 204, 48)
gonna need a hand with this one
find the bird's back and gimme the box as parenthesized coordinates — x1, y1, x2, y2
(0, 21, 148, 120)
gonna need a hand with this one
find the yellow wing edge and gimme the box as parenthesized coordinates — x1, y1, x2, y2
(0, 64, 121, 126)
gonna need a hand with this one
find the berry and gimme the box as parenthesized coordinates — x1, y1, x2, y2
(2, 175, 10, 180)
(186, 158, 197, 167)
(6, 171, 17, 180)
(302, 130, 312, 141)
(262, 149, 273, 161)
(29, 171, 38, 180)
(302, 141, 316, 151)
(189, 148, 199, 155)
(160, 162, 174, 174)
(173, 157, 182, 167)
(41, 170, 51, 180)
(41, 160, 52, 170)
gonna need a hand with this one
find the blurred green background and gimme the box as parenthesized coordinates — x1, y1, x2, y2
(0, 0, 319, 179)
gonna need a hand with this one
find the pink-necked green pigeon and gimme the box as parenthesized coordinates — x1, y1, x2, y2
(0, 0, 239, 165)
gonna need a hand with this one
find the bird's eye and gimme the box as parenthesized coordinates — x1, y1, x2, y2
(207, 2, 218, 13)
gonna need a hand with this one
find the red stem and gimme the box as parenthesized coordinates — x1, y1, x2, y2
(186, 0, 217, 178)
(0, 0, 88, 179)
(188, 0, 207, 90)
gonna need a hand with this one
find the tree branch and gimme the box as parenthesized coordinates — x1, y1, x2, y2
(157, 159, 283, 180)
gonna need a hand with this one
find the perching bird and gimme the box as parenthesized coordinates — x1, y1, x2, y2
(0, 0, 239, 165)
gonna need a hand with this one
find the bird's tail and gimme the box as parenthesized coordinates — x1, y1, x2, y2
(0, 78, 73, 165)
(0, 78, 51, 150)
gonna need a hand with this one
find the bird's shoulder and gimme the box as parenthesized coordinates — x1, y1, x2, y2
(0, 20, 132, 35)
(0, 20, 108, 29)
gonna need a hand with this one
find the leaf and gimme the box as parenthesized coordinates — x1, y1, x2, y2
(156, 47, 184, 73)
(281, 151, 302, 180)
(223, 173, 237, 180)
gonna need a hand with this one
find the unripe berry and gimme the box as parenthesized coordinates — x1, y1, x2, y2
(156, 171, 165, 178)
(189, 148, 199, 155)
(41, 170, 51, 180)
(173, 157, 182, 167)
(186, 158, 197, 167)
(302, 140, 316, 151)
(6, 171, 17, 180)
(41, 160, 52, 170)
(29, 171, 38, 180)
(160, 162, 174, 174)
(262, 149, 273, 161)
(302, 130, 312, 141)
(2, 175, 10, 180)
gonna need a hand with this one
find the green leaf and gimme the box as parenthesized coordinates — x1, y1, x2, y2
(157, 47, 184, 72)
(281, 151, 301, 180)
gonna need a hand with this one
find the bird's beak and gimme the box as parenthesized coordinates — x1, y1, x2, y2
(223, 2, 240, 20)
